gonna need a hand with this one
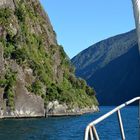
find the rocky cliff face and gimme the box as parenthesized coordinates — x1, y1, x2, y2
(0, 0, 98, 118)
(72, 30, 140, 105)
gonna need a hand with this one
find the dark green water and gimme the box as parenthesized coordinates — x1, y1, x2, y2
(0, 106, 138, 140)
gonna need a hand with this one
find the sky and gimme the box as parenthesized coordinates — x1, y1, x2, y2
(40, 0, 135, 58)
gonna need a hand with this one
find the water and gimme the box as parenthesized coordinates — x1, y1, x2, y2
(0, 106, 138, 140)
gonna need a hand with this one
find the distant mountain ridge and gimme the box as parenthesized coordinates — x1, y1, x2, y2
(72, 29, 140, 105)
(72, 30, 137, 80)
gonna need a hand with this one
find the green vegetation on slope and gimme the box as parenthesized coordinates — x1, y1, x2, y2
(0, 0, 98, 110)
(0, 68, 17, 110)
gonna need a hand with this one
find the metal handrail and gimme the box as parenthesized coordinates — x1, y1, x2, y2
(84, 97, 140, 140)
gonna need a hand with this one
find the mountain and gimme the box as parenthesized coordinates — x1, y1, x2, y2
(72, 29, 140, 105)
(0, 0, 98, 118)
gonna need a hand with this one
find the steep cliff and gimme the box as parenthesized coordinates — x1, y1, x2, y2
(72, 30, 140, 105)
(0, 0, 98, 118)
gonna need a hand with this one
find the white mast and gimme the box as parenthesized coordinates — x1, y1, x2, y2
(132, 0, 140, 52)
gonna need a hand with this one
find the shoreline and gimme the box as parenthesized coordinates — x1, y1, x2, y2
(0, 109, 99, 119)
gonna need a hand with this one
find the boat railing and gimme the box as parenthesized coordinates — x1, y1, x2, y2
(84, 97, 140, 140)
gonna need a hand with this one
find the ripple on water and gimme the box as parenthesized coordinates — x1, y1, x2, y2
(0, 106, 138, 140)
